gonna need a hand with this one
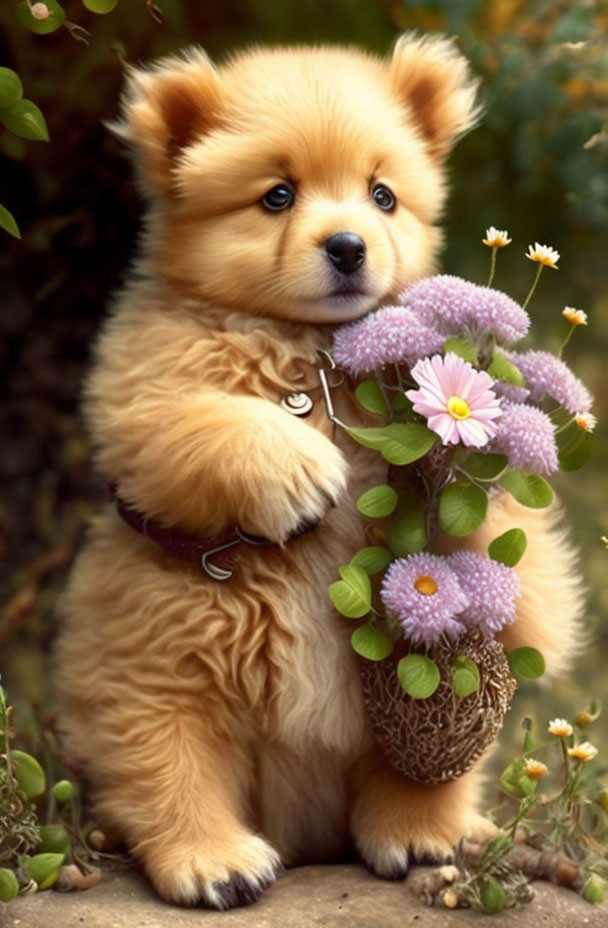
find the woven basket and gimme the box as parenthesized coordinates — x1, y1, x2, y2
(360, 629, 517, 784)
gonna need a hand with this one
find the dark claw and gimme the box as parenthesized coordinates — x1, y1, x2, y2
(413, 850, 454, 867)
(209, 863, 282, 909)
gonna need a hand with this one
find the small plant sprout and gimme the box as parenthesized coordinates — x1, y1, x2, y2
(482, 226, 511, 286)
(523, 242, 560, 309)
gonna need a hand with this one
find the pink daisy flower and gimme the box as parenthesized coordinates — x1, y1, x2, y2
(406, 353, 502, 447)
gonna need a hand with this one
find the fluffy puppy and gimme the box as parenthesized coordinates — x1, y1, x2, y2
(54, 37, 583, 909)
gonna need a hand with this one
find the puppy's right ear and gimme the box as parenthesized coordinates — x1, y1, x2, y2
(109, 49, 222, 193)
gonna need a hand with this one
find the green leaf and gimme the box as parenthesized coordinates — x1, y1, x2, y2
(345, 423, 438, 465)
(450, 655, 481, 697)
(556, 420, 595, 471)
(461, 452, 508, 481)
(499, 470, 554, 508)
(12, 750, 46, 798)
(397, 654, 441, 699)
(82, 0, 119, 11)
(0, 868, 19, 902)
(15, 0, 66, 34)
(438, 481, 488, 537)
(582, 875, 608, 904)
(25, 853, 64, 890)
(354, 379, 390, 417)
(386, 499, 427, 557)
(51, 779, 75, 803)
(488, 351, 525, 387)
(0, 203, 21, 239)
(507, 647, 546, 679)
(356, 485, 398, 518)
(349, 546, 392, 575)
(443, 337, 478, 364)
(480, 875, 507, 914)
(0, 100, 49, 142)
(499, 757, 536, 799)
(351, 622, 394, 661)
(392, 392, 412, 413)
(39, 825, 71, 861)
(488, 528, 527, 567)
(0, 68, 23, 109)
(328, 565, 371, 618)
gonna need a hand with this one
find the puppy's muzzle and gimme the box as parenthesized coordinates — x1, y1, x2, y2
(324, 232, 366, 275)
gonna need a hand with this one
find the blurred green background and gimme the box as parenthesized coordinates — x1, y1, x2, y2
(1, 0, 607, 771)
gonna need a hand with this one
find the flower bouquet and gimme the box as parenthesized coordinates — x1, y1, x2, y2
(322, 230, 595, 784)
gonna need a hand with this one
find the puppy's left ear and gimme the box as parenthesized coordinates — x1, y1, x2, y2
(389, 33, 480, 158)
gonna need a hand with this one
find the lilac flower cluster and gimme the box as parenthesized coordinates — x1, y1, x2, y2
(400, 275, 531, 346)
(380, 551, 520, 645)
(502, 350, 593, 415)
(492, 403, 559, 475)
(331, 306, 444, 376)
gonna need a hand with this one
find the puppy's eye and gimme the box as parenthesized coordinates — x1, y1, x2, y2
(371, 184, 396, 212)
(262, 184, 295, 212)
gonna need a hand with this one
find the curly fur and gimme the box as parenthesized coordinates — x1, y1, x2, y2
(54, 36, 584, 909)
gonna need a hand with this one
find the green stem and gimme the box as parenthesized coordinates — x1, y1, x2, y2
(522, 263, 544, 311)
(487, 246, 498, 287)
(558, 325, 575, 359)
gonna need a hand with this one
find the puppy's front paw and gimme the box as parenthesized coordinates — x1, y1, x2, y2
(145, 832, 282, 909)
(355, 831, 454, 881)
(240, 424, 349, 543)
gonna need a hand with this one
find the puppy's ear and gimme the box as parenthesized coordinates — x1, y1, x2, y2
(109, 48, 222, 192)
(389, 34, 480, 158)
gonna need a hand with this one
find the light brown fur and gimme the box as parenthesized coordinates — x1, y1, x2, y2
(54, 36, 584, 909)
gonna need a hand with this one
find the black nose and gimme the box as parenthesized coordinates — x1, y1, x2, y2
(324, 232, 366, 275)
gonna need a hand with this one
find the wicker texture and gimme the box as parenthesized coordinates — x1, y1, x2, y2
(360, 630, 517, 783)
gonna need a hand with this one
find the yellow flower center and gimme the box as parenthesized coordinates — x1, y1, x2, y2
(414, 575, 438, 595)
(447, 396, 471, 420)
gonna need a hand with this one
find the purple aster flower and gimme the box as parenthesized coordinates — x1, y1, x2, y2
(400, 275, 530, 346)
(491, 402, 559, 475)
(380, 553, 469, 646)
(448, 551, 520, 637)
(492, 382, 530, 404)
(502, 349, 593, 415)
(331, 306, 444, 376)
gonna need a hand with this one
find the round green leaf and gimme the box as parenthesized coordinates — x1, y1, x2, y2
(557, 420, 595, 471)
(0, 868, 19, 902)
(450, 655, 481, 697)
(51, 779, 75, 803)
(438, 481, 488, 537)
(12, 750, 46, 798)
(0, 100, 49, 142)
(15, 0, 66, 34)
(351, 622, 394, 661)
(39, 825, 71, 861)
(0, 68, 23, 109)
(356, 485, 398, 518)
(328, 565, 371, 618)
(488, 528, 527, 567)
(582, 875, 608, 904)
(397, 654, 441, 699)
(443, 337, 478, 364)
(386, 500, 427, 556)
(392, 392, 412, 413)
(462, 452, 508, 481)
(354, 379, 389, 417)
(499, 470, 554, 508)
(507, 647, 546, 679)
(25, 853, 64, 890)
(488, 352, 525, 387)
(82, 0, 119, 10)
(0, 203, 21, 239)
(480, 875, 507, 914)
(346, 423, 438, 465)
(349, 546, 392, 575)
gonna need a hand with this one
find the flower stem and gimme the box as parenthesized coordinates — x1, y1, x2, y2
(487, 247, 498, 287)
(522, 263, 544, 311)
(558, 326, 575, 359)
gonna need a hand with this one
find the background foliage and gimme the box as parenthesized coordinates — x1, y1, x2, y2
(1, 0, 607, 771)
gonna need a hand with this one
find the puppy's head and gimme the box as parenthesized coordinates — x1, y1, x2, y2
(114, 36, 479, 324)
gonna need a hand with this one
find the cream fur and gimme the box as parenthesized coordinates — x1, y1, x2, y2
(54, 36, 584, 909)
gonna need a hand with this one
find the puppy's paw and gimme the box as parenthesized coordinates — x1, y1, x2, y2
(146, 833, 282, 909)
(463, 812, 499, 845)
(240, 423, 349, 543)
(356, 831, 454, 881)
